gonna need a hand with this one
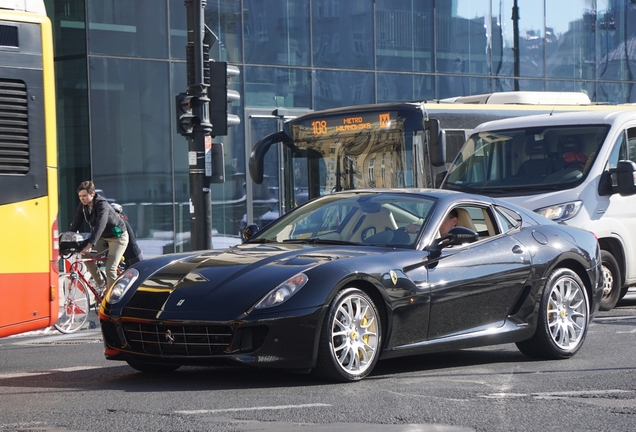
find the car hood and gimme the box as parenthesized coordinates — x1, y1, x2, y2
(123, 243, 387, 316)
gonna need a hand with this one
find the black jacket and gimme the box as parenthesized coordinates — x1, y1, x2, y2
(69, 194, 127, 245)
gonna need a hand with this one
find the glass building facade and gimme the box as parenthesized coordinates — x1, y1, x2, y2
(46, 0, 636, 256)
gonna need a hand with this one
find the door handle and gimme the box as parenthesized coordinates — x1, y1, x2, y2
(512, 245, 524, 254)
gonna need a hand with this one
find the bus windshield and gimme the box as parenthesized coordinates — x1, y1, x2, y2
(250, 103, 442, 213)
(444, 125, 611, 196)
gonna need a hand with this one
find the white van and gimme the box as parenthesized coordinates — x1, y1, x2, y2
(440, 110, 636, 310)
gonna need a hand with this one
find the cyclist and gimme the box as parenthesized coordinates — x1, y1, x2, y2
(111, 203, 144, 268)
(68, 181, 129, 292)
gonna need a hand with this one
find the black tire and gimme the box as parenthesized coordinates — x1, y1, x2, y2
(599, 250, 621, 311)
(126, 360, 181, 373)
(516, 268, 589, 360)
(313, 287, 382, 382)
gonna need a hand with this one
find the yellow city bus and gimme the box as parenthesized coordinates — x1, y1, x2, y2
(0, 0, 58, 338)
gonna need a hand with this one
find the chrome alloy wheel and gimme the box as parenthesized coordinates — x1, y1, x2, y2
(546, 274, 588, 350)
(329, 293, 379, 377)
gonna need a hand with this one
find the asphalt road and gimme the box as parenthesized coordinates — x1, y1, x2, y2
(1, 292, 635, 432)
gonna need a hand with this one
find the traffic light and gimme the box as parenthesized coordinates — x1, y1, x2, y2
(175, 92, 194, 137)
(209, 61, 240, 136)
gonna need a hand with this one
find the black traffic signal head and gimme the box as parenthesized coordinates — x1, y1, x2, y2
(209, 61, 240, 137)
(175, 92, 194, 137)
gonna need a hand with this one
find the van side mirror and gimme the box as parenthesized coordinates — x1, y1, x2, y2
(426, 119, 446, 167)
(613, 160, 636, 196)
(435, 171, 447, 188)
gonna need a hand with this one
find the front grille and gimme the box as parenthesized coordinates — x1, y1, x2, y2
(123, 322, 233, 356)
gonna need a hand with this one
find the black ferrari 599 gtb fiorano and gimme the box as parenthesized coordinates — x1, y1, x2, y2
(99, 189, 602, 382)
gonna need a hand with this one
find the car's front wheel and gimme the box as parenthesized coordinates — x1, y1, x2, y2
(314, 287, 381, 382)
(516, 268, 589, 359)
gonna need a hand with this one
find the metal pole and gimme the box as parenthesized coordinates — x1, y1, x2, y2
(184, 0, 212, 250)
(512, 0, 520, 91)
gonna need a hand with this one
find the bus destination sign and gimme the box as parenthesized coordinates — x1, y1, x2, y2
(308, 112, 393, 136)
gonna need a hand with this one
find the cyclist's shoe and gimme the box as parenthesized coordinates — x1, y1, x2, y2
(91, 280, 107, 299)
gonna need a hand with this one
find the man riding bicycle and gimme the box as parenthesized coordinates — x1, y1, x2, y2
(68, 181, 129, 292)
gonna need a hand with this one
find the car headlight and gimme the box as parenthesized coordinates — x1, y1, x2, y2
(105, 268, 139, 304)
(252, 273, 308, 310)
(534, 201, 582, 222)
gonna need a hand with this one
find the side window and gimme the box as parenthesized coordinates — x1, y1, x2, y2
(454, 205, 499, 238)
(607, 131, 627, 187)
(628, 128, 636, 164)
(494, 206, 520, 233)
(608, 131, 626, 170)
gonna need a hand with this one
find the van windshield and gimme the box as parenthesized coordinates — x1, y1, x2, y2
(443, 125, 610, 196)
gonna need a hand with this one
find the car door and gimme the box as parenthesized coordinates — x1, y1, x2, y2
(425, 204, 532, 339)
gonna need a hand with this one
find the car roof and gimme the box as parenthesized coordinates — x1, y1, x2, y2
(472, 109, 636, 132)
(330, 188, 497, 204)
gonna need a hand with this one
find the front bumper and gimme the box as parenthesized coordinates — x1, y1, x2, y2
(100, 305, 327, 370)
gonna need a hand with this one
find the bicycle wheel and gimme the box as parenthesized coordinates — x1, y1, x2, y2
(54, 273, 90, 334)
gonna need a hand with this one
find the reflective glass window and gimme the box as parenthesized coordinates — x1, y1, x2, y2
(436, 0, 490, 75)
(596, 0, 636, 91)
(244, 66, 311, 108)
(312, 0, 373, 69)
(169, 0, 187, 60)
(375, 0, 434, 72)
(377, 73, 433, 103)
(204, 0, 243, 62)
(313, 70, 375, 110)
(436, 75, 489, 99)
(210, 70, 245, 243)
(545, 80, 595, 98)
(492, 0, 544, 79)
(171, 62, 189, 252)
(493, 78, 544, 93)
(597, 81, 635, 104)
(546, 1, 594, 80)
(89, 57, 172, 258)
(87, 0, 168, 58)
(243, 0, 310, 66)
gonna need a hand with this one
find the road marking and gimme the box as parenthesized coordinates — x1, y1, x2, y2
(593, 315, 636, 321)
(481, 389, 633, 399)
(0, 365, 102, 380)
(176, 403, 332, 415)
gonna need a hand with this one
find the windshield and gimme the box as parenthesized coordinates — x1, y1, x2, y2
(248, 192, 436, 248)
(444, 125, 610, 195)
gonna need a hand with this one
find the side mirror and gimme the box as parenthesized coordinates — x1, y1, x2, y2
(613, 160, 636, 196)
(427, 226, 479, 259)
(435, 170, 447, 188)
(426, 119, 446, 167)
(242, 224, 260, 241)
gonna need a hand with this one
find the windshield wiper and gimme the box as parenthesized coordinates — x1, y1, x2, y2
(443, 182, 485, 194)
(247, 238, 277, 244)
(283, 238, 358, 245)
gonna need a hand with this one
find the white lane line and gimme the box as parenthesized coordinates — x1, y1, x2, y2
(593, 315, 636, 321)
(0, 365, 102, 380)
(176, 403, 332, 415)
(0, 372, 50, 379)
(481, 389, 633, 399)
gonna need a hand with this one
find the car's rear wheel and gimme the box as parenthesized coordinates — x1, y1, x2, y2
(599, 250, 621, 311)
(516, 268, 589, 359)
(126, 360, 181, 373)
(314, 287, 381, 382)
